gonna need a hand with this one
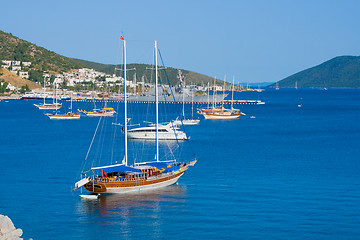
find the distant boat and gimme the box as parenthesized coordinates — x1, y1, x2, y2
(73, 39, 195, 195)
(172, 70, 200, 126)
(34, 77, 62, 110)
(198, 76, 245, 120)
(79, 107, 116, 117)
(275, 82, 279, 90)
(127, 51, 187, 140)
(198, 78, 224, 114)
(128, 123, 187, 140)
(34, 102, 62, 110)
(78, 89, 116, 117)
(46, 93, 80, 120)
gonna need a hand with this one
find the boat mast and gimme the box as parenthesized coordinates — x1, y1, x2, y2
(43, 76, 46, 105)
(155, 40, 159, 162)
(122, 37, 128, 166)
(231, 76, 235, 110)
(222, 75, 226, 108)
(207, 82, 210, 109)
(191, 82, 194, 119)
(212, 77, 216, 109)
(70, 92, 73, 113)
(55, 82, 58, 114)
(182, 74, 185, 119)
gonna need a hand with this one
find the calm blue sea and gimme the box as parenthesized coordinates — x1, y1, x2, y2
(1, 89, 360, 240)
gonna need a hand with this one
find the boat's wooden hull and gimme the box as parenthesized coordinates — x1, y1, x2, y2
(47, 113, 80, 120)
(200, 111, 241, 120)
(84, 170, 185, 194)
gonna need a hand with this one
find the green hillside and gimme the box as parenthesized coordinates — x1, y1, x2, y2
(0, 30, 86, 73)
(73, 58, 225, 87)
(274, 56, 360, 88)
(0, 29, 232, 88)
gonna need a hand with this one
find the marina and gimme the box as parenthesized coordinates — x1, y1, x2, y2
(1, 1, 360, 239)
(1, 89, 360, 239)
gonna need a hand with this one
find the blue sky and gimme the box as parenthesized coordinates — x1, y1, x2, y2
(1, 0, 360, 83)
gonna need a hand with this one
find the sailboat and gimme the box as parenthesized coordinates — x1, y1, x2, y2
(34, 77, 62, 110)
(275, 82, 279, 90)
(127, 61, 187, 140)
(172, 70, 200, 126)
(78, 94, 116, 117)
(197, 78, 224, 114)
(198, 76, 244, 120)
(79, 107, 116, 117)
(78, 89, 116, 117)
(46, 93, 80, 120)
(73, 38, 196, 195)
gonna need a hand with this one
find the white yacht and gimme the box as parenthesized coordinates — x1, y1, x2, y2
(127, 123, 187, 140)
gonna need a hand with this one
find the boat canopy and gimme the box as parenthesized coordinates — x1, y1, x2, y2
(144, 162, 180, 172)
(146, 162, 169, 169)
(91, 163, 142, 174)
(163, 165, 180, 173)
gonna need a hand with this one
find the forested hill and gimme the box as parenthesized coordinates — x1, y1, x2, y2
(73, 59, 221, 87)
(0, 29, 224, 87)
(0, 30, 86, 73)
(274, 56, 360, 88)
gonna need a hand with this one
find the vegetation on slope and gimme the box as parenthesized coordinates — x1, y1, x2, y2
(0, 30, 86, 74)
(73, 59, 226, 87)
(274, 56, 360, 88)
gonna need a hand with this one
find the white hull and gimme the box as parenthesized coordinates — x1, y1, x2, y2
(128, 124, 187, 140)
(173, 119, 200, 125)
(85, 112, 115, 117)
(105, 172, 184, 194)
(47, 113, 81, 120)
(34, 104, 62, 110)
(48, 116, 80, 120)
(127, 131, 187, 140)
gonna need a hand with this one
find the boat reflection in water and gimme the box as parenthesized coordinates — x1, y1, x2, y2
(76, 185, 186, 219)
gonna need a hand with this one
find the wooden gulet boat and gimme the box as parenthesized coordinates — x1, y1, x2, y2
(198, 76, 245, 120)
(79, 107, 116, 117)
(74, 38, 196, 196)
(46, 93, 80, 120)
(34, 77, 62, 110)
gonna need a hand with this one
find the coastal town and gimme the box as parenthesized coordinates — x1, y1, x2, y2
(1, 59, 264, 102)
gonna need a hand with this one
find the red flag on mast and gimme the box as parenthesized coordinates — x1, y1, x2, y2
(102, 169, 109, 182)
(120, 36, 124, 40)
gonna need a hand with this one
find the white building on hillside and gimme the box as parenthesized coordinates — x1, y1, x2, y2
(22, 62, 31, 67)
(19, 71, 29, 79)
(1, 60, 11, 68)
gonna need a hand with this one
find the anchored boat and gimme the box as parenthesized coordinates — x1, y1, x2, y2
(73, 38, 196, 195)
(79, 107, 116, 117)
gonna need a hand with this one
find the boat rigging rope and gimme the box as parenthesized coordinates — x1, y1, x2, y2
(158, 48, 197, 161)
(86, 116, 102, 166)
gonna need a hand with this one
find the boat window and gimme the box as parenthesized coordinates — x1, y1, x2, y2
(131, 129, 168, 132)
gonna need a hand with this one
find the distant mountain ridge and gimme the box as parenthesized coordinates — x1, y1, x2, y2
(274, 56, 360, 88)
